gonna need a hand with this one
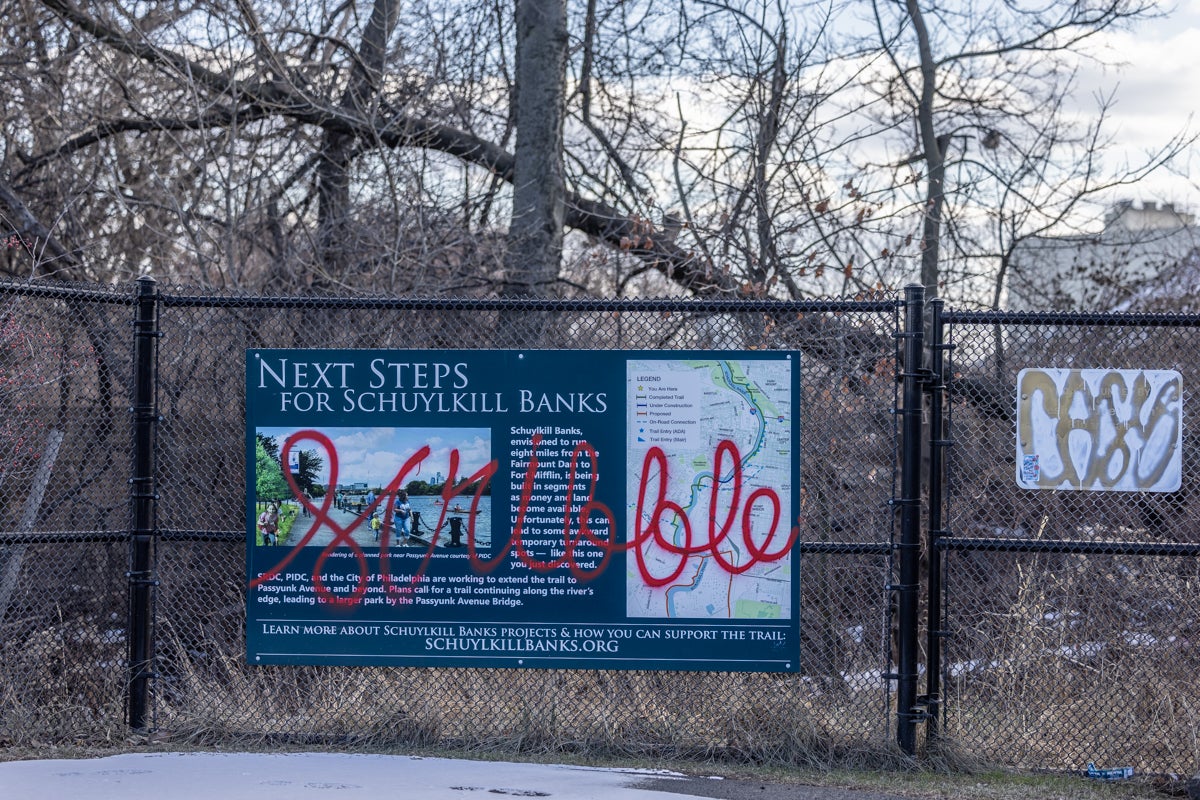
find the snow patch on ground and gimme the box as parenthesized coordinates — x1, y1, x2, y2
(0, 752, 704, 800)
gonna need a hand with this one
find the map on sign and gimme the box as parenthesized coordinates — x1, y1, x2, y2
(625, 358, 794, 619)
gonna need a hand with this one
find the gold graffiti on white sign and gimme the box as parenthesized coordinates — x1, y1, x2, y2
(1016, 368, 1182, 492)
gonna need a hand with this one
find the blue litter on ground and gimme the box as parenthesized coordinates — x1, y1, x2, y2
(1086, 762, 1134, 781)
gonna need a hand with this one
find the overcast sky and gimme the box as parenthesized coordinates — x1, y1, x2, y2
(1072, 0, 1199, 209)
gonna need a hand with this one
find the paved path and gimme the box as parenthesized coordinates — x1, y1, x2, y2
(0, 753, 915, 800)
(283, 503, 380, 548)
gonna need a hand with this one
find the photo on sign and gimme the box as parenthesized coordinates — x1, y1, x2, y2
(253, 426, 492, 548)
(625, 358, 795, 620)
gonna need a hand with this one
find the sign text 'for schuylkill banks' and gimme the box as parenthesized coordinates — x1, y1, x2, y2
(246, 350, 800, 671)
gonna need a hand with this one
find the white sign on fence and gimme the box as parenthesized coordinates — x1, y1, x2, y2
(1016, 368, 1183, 492)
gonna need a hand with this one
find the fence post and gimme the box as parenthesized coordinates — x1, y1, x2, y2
(127, 275, 160, 732)
(925, 298, 948, 741)
(896, 284, 925, 755)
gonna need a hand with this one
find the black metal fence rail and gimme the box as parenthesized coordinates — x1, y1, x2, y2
(159, 291, 899, 314)
(945, 309, 1200, 326)
(0, 279, 134, 305)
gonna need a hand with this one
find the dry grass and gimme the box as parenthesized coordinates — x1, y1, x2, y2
(6, 538, 1200, 779)
(137, 626, 897, 771)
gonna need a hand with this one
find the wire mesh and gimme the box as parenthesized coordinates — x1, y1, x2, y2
(941, 314, 1200, 774)
(0, 282, 133, 742)
(25, 279, 1200, 774)
(0, 280, 901, 766)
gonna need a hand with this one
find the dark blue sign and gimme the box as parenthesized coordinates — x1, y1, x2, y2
(246, 350, 800, 670)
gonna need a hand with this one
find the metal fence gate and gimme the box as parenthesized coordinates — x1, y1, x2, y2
(0, 278, 904, 763)
(932, 302, 1200, 775)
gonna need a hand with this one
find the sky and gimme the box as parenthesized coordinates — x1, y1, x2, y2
(1070, 0, 1200, 211)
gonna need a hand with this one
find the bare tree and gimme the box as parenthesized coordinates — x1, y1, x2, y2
(0, 0, 736, 295)
(862, 0, 1190, 303)
(0, 0, 1188, 306)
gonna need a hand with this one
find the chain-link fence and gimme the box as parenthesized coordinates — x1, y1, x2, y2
(12, 279, 1196, 774)
(0, 282, 133, 744)
(938, 308, 1200, 775)
(1, 279, 902, 765)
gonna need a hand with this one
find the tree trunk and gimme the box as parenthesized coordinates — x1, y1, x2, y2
(907, 0, 943, 297)
(503, 0, 568, 297)
(318, 132, 354, 279)
(317, 0, 401, 280)
(0, 429, 64, 624)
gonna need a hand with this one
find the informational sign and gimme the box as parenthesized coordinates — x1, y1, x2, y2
(1016, 368, 1183, 492)
(246, 350, 800, 671)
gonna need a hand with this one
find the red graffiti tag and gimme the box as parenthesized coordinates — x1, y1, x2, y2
(249, 432, 796, 607)
(631, 439, 794, 587)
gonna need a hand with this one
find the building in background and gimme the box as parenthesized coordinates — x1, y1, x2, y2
(1007, 201, 1198, 311)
